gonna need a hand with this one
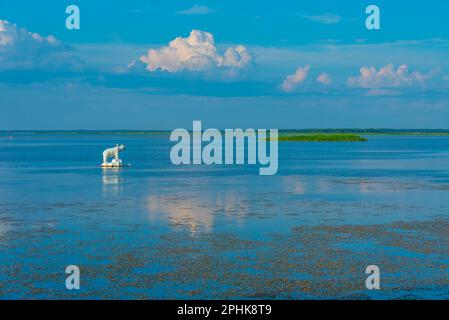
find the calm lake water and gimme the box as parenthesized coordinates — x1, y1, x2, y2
(0, 133, 448, 299)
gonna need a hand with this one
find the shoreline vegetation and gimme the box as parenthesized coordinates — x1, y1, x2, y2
(1, 129, 449, 137)
(272, 133, 367, 142)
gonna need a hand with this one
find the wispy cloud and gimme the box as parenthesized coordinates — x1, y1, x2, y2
(299, 13, 341, 24)
(176, 5, 215, 15)
(365, 89, 402, 96)
(128, 9, 143, 14)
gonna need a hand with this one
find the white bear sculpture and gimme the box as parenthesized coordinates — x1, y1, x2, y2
(101, 144, 126, 168)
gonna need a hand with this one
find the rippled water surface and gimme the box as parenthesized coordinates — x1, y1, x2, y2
(0, 133, 448, 299)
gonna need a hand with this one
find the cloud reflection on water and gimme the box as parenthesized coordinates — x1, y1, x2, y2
(146, 190, 248, 235)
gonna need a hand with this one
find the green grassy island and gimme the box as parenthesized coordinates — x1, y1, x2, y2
(273, 133, 368, 142)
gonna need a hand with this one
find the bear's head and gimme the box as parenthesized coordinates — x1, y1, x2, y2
(117, 144, 126, 151)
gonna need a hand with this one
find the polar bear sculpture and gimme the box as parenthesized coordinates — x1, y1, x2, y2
(102, 144, 126, 167)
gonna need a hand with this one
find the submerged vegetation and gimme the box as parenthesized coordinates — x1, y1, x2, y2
(273, 134, 368, 142)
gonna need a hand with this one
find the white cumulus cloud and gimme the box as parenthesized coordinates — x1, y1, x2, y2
(317, 72, 332, 84)
(281, 65, 310, 92)
(347, 64, 430, 89)
(131, 30, 253, 75)
(0, 19, 80, 71)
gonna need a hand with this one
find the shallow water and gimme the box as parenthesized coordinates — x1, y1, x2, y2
(0, 133, 448, 299)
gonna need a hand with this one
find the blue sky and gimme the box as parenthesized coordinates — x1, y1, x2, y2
(1, 0, 449, 129)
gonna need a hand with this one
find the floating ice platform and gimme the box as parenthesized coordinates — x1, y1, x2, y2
(100, 159, 130, 168)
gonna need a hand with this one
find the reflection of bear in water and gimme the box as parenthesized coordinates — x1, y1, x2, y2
(102, 144, 126, 165)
